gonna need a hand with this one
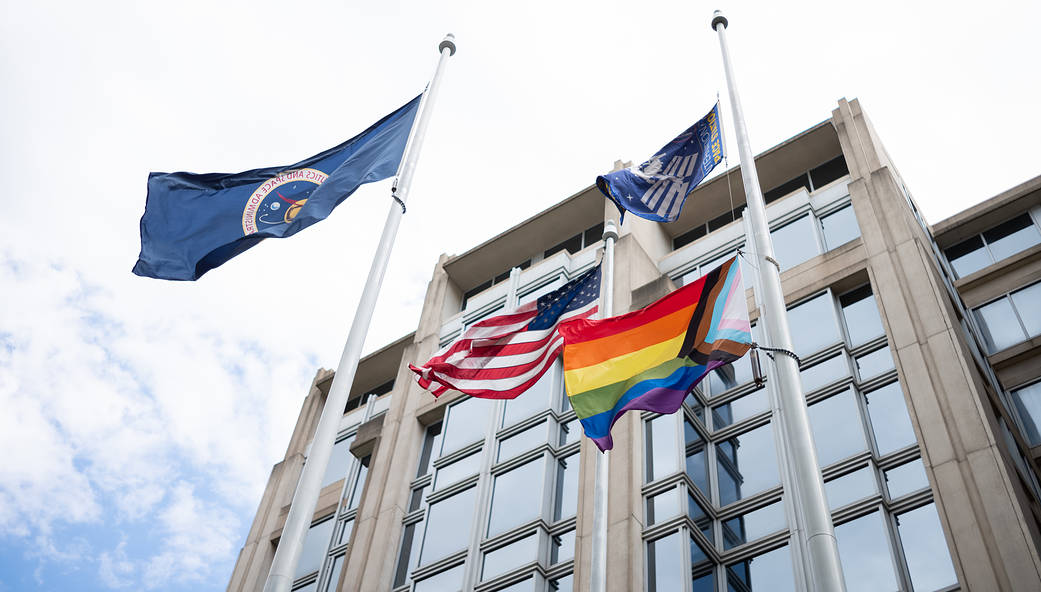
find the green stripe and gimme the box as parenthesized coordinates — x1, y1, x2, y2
(568, 357, 699, 418)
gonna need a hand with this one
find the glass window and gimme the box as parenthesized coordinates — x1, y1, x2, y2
(771, 214, 820, 271)
(945, 235, 990, 278)
(413, 563, 464, 592)
(1011, 281, 1041, 338)
(292, 582, 317, 592)
(488, 457, 546, 536)
(647, 488, 681, 526)
(855, 347, 895, 382)
(692, 570, 715, 592)
(688, 493, 713, 544)
(824, 466, 877, 510)
(801, 355, 850, 394)
(788, 294, 842, 357)
(321, 553, 344, 592)
(726, 544, 795, 592)
(393, 522, 419, 587)
(983, 213, 1041, 262)
(496, 578, 536, 592)
(554, 453, 580, 521)
(346, 455, 369, 510)
(503, 365, 557, 426)
(690, 536, 712, 572)
(321, 435, 356, 488)
(722, 499, 787, 549)
(866, 382, 917, 456)
(482, 532, 538, 581)
(820, 206, 861, 250)
(646, 415, 680, 482)
(897, 504, 958, 591)
(295, 516, 334, 579)
(707, 355, 754, 395)
(1011, 382, 1041, 446)
(499, 420, 551, 462)
(647, 532, 683, 592)
(419, 487, 476, 565)
(885, 458, 929, 499)
(834, 512, 899, 592)
(717, 422, 780, 506)
(561, 418, 581, 446)
(686, 426, 710, 498)
(808, 390, 867, 467)
(441, 398, 492, 456)
(551, 529, 576, 564)
(417, 423, 443, 478)
(434, 451, 481, 491)
(809, 155, 849, 189)
(335, 517, 354, 545)
(712, 388, 768, 429)
(840, 287, 885, 348)
(548, 573, 573, 592)
(976, 296, 1025, 353)
(409, 483, 430, 512)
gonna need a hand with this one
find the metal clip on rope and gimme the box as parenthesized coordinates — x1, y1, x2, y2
(751, 342, 801, 366)
(391, 183, 406, 214)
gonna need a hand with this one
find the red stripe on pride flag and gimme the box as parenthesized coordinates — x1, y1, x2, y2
(558, 278, 707, 344)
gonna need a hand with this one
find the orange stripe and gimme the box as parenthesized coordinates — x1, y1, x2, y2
(563, 302, 695, 370)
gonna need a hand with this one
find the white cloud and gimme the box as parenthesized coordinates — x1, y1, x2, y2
(98, 540, 134, 588)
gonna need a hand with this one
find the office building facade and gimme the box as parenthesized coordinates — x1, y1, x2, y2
(227, 98, 1041, 591)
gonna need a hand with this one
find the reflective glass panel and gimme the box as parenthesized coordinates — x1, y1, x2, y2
(885, 458, 929, 499)
(897, 504, 958, 591)
(717, 422, 780, 506)
(549, 574, 573, 592)
(726, 545, 795, 592)
(292, 582, 316, 592)
(976, 297, 1025, 353)
(561, 418, 581, 446)
(841, 289, 885, 348)
(788, 294, 841, 357)
(820, 205, 861, 250)
(499, 420, 550, 462)
(347, 456, 369, 510)
(1011, 382, 1041, 446)
(689, 493, 713, 544)
(946, 235, 990, 278)
(409, 483, 429, 512)
(708, 355, 754, 396)
(824, 466, 877, 510)
(808, 390, 867, 466)
(646, 415, 680, 482)
(434, 451, 481, 491)
(685, 395, 706, 425)
(441, 398, 492, 456)
(983, 213, 1041, 262)
(482, 532, 538, 581)
(488, 457, 545, 536)
(393, 522, 419, 586)
(419, 487, 476, 565)
(712, 388, 768, 429)
(647, 487, 681, 526)
(552, 529, 576, 564)
(555, 453, 579, 521)
(336, 517, 354, 545)
(1011, 281, 1041, 337)
(321, 553, 344, 592)
(693, 570, 715, 592)
(771, 215, 820, 271)
(647, 532, 683, 592)
(503, 365, 556, 427)
(416, 423, 442, 478)
(413, 563, 464, 592)
(723, 499, 787, 550)
(321, 435, 356, 488)
(686, 427, 710, 498)
(801, 355, 849, 394)
(690, 536, 711, 570)
(855, 346, 894, 382)
(496, 577, 536, 592)
(866, 382, 917, 456)
(295, 516, 334, 579)
(834, 512, 898, 592)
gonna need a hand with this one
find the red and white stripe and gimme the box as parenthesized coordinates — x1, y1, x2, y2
(409, 299, 598, 399)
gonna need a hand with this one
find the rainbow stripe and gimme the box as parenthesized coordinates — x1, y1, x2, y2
(558, 256, 752, 451)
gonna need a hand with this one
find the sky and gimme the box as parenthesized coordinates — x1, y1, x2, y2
(1, 0, 1038, 590)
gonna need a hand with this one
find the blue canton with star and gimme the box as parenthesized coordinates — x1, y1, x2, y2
(528, 265, 602, 330)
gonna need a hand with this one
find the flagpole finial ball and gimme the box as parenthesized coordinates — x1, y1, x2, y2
(603, 220, 620, 242)
(711, 10, 728, 30)
(439, 34, 457, 55)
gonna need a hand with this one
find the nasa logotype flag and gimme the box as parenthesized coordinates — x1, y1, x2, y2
(133, 95, 421, 281)
(596, 102, 723, 223)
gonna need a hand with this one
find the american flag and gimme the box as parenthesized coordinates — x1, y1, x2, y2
(409, 265, 602, 399)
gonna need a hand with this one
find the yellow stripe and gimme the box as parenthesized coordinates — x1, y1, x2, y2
(563, 332, 685, 394)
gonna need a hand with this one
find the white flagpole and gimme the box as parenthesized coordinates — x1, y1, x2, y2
(263, 34, 456, 592)
(590, 219, 618, 592)
(712, 11, 846, 592)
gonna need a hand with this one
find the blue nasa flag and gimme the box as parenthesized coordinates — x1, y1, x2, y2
(133, 95, 421, 281)
(596, 102, 723, 223)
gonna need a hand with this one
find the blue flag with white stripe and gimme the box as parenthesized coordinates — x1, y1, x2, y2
(596, 102, 723, 223)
